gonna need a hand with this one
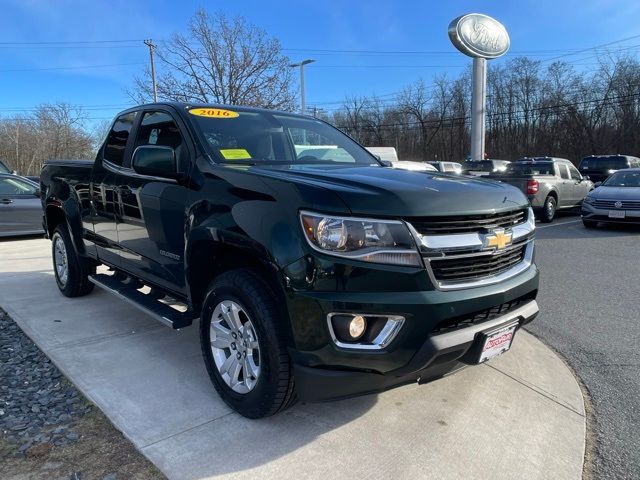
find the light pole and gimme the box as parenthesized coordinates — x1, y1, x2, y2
(290, 59, 315, 115)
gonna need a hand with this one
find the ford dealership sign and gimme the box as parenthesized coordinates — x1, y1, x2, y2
(448, 13, 510, 59)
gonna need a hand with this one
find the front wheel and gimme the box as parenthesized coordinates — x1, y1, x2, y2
(539, 196, 557, 223)
(200, 269, 296, 418)
(51, 224, 95, 297)
(583, 219, 598, 229)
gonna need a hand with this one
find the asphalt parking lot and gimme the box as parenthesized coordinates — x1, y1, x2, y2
(529, 216, 640, 480)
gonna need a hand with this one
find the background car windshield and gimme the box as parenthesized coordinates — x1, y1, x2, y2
(603, 170, 640, 187)
(461, 161, 494, 171)
(0, 160, 11, 174)
(502, 163, 554, 175)
(580, 156, 627, 169)
(190, 110, 378, 166)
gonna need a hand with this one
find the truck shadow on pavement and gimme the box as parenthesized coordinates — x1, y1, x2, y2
(0, 269, 380, 478)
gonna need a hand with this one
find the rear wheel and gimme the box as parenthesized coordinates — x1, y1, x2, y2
(539, 196, 557, 223)
(51, 224, 95, 297)
(200, 269, 296, 418)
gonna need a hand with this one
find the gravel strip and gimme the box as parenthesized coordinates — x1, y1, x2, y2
(0, 307, 92, 457)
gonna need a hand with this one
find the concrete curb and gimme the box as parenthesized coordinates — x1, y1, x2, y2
(1, 238, 586, 480)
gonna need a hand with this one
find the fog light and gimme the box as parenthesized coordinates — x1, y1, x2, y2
(349, 315, 366, 339)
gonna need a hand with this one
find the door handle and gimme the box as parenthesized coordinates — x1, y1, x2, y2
(0, 198, 13, 205)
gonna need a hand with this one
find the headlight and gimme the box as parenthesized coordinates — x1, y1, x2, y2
(584, 196, 597, 204)
(300, 211, 421, 267)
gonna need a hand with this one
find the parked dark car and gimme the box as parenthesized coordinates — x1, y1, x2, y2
(489, 158, 593, 222)
(40, 102, 539, 418)
(578, 155, 640, 183)
(0, 173, 43, 237)
(582, 168, 640, 227)
(461, 160, 510, 176)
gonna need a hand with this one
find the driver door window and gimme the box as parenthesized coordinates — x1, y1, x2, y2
(132, 111, 185, 173)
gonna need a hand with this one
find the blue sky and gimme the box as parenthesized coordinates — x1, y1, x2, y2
(1, 0, 640, 124)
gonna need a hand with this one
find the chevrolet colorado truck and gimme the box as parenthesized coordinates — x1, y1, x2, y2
(489, 157, 593, 222)
(40, 103, 539, 418)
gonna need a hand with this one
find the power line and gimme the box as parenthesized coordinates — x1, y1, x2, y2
(0, 39, 144, 45)
(0, 62, 144, 73)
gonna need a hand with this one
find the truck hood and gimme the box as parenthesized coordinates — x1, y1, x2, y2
(251, 164, 529, 217)
(590, 186, 640, 200)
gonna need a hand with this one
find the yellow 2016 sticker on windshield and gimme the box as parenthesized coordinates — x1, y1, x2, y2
(220, 149, 252, 160)
(189, 108, 239, 118)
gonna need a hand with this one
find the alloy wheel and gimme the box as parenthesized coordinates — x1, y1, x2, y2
(210, 300, 261, 394)
(53, 235, 69, 286)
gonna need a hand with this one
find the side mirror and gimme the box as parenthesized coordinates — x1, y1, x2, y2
(379, 160, 393, 167)
(12, 170, 17, 175)
(582, 175, 590, 181)
(132, 146, 178, 178)
(594, 181, 602, 188)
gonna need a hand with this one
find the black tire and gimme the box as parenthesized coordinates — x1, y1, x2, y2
(583, 219, 598, 229)
(199, 269, 296, 418)
(539, 196, 557, 223)
(51, 224, 95, 297)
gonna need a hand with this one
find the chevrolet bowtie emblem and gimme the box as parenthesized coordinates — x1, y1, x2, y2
(483, 228, 513, 250)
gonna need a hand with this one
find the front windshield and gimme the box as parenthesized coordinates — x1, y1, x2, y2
(461, 161, 494, 172)
(603, 170, 640, 187)
(189, 108, 379, 166)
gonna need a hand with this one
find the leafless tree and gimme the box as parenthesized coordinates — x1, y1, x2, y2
(0, 103, 93, 176)
(129, 10, 295, 110)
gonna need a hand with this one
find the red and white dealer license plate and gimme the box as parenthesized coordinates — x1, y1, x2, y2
(478, 323, 518, 363)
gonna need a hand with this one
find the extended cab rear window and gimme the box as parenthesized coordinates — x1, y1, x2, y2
(104, 112, 137, 166)
(187, 108, 377, 166)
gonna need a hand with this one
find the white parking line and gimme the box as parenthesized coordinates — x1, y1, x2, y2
(537, 219, 582, 229)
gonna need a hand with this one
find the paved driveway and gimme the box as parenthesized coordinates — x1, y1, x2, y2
(0, 237, 585, 480)
(528, 218, 640, 479)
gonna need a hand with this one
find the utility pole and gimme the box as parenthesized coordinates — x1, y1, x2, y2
(144, 39, 158, 102)
(289, 59, 315, 114)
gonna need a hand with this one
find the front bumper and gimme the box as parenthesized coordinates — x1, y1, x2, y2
(581, 203, 640, 223)
(288, 264, 539, 402)
(294, 299, 538, 401)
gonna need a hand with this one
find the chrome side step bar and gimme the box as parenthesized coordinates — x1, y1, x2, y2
(88, 273, 195, 329)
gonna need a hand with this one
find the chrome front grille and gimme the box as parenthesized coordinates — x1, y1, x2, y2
(430, 242, 527, 282)
(593, 199, 640, 210)
(408, 209, 527, 235)
(408, 207, 536, 290)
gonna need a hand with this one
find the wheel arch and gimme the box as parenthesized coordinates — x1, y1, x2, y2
(45, 201, 86, 256)
(185, 231, 291, 332)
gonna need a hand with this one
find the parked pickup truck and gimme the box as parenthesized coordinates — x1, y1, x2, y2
(489, 157, 593, 222)
(40, 103, 539, 418)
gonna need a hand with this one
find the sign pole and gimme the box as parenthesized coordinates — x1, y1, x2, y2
(471, 57, 487, 161)
(448, 13, 509, 161)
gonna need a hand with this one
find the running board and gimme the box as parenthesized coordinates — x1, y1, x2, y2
(88, 274, 195, 329)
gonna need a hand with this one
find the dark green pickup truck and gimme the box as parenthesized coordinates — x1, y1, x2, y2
(40, 102, 539, 418)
